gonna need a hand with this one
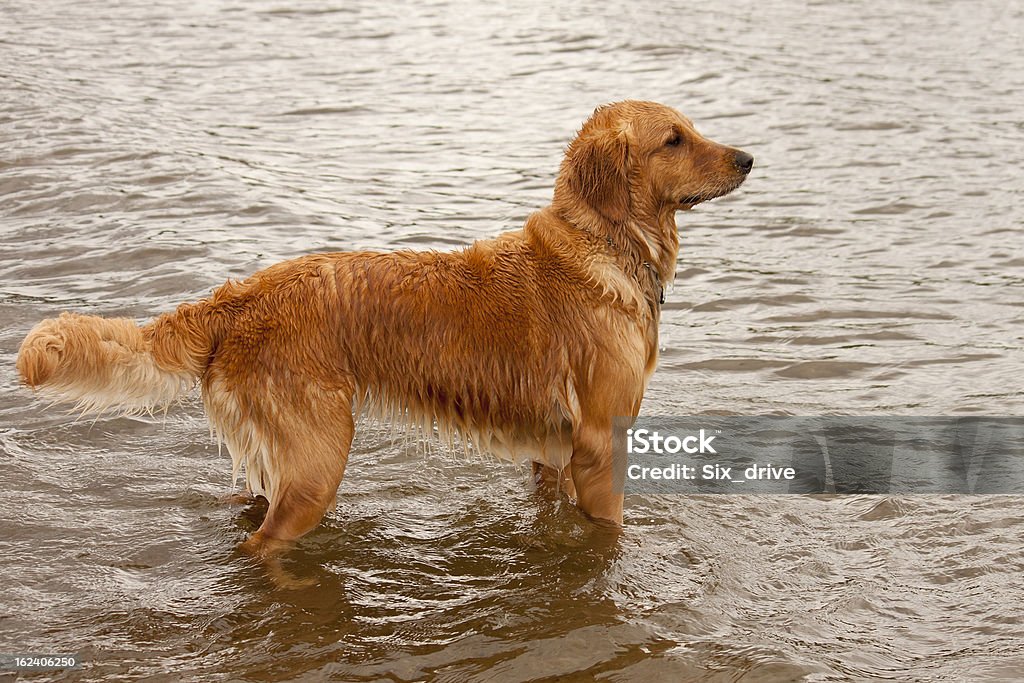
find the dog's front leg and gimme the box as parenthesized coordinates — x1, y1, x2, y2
(569, 422, 624, 525)
(531, 461, 578, 500)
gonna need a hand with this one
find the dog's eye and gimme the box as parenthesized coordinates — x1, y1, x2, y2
(666, 133, 682, 147)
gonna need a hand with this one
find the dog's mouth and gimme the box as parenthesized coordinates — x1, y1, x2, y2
(678, 177, 747, 209)
(678, 193, 723, 210)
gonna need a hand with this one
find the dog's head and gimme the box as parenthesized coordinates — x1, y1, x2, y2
(554, 101, 752, 225)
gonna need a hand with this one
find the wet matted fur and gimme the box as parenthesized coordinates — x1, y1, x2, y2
(17, 100, 752, 557)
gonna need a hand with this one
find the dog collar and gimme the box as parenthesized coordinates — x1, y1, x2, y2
(644, 261, 666, 306)
(598, 235, 664, 309)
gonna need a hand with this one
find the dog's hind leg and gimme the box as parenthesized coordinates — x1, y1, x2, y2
(239, 390, 355, 561)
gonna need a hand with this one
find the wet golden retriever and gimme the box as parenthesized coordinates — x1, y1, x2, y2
(17, 100, 751, 557)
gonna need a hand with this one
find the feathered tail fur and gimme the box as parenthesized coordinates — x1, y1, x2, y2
(16, 302, 218, 415)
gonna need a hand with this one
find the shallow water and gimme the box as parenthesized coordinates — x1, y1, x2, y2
(2, 0, 1023, 680)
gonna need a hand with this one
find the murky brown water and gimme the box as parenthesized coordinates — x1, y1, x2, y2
(2, 0, 1023, 681)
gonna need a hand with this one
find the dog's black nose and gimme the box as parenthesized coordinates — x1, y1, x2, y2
(733, 150, 754, 174)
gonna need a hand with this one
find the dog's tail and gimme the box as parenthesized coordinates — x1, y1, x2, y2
(16, 301, 222, 415)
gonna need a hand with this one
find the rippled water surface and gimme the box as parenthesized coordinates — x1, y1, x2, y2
(2, 0, 1023, 680)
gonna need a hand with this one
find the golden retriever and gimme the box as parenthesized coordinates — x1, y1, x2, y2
(16, 100, 752, 558)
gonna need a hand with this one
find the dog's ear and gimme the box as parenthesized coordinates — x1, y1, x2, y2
(562, 126, 631, 224)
